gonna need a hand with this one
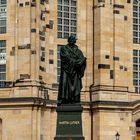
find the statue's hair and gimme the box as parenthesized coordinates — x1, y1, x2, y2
(68, 35, 77, 43)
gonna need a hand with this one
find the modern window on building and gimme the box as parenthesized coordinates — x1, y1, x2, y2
(133, 49, 140, 93)
(0, 0, 6, 34)
(133, 0, 139, 44)
(57, 0, 77, 39)
(0, 40, 6, 83)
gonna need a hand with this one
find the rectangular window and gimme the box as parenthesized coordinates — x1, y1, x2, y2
(133, 49, 140, 93)
(57, 0, 77, 39)
(57, 45, 65, 83)
(0, 64, 6, 81)
(0, 40, 6, 64)
(57, 45, 61, 83)
(0, 0, 6, 34)
(133, 0, 140, 44)
(0, 40, 6, 85)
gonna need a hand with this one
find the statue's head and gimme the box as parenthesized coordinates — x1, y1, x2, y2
(68, 35, 77, 45)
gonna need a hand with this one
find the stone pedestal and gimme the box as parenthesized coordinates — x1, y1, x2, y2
(54, 104, 85, 140)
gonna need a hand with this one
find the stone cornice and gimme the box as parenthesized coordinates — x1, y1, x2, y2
(88, 100, 140, 111)
(0, 98, 140, 111)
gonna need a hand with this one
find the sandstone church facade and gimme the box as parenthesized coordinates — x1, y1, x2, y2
(0, 0, 140, 140)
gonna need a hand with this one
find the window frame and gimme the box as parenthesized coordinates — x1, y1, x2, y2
(133, 49, 140, 93)
(57, 0, 77, 39)
(133, 0, 140, 44)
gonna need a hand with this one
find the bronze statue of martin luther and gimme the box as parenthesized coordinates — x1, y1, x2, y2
(57, 36, 86, 106)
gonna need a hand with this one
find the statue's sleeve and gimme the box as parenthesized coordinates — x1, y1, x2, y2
(74, 49, 87, 78)
(79, 58, 86, 78)
(60, 46, 75, 74)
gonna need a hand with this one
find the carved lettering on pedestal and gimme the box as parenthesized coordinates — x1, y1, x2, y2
(59, 121, 80, 125)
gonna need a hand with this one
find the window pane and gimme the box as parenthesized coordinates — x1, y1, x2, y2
(58, 12, 62, 17)
(1, 0, 6, 5)
(71, 13, 76, 19)
(134, 0, 137, 5)
(64, 12, 69, 18)
(133, 6, 138, 11)
(57, 60, 61, 67)
(57, 45, 62, 51)
(0, 40, 6, 47)
(64, 6, 69, 12)
(135, 87, 138, 93)
(71, 20, 76, 26)
(57, 68, 61, 75)
(134, 72, 138, 78)
(133, 12, 138, 17)
(58, 18, 62, 24)
(58, 25, 62, 31)
(0, 27, 6, 33)
(133, 25, 138, 30)
(133, 57, 138, 63)
(0, 73, 5, 80)
(64, 26, 69, 32)
(0, 64, 5, 72)
(64, 19, 69, 25)
(133, 38, 138, 43)
(71, 7, 76, 12)
(58, 0, 62, 4)
(0, 20, 6, 26)
(57, 76, 60, 83)
(134, 79, 138, 85)
(133, 64, 138, 71)
(133, 50, 138, 56)
(0, 49, 5, 53)
(71, 0, 76, 6)
(71, 27, 76, 32)
(133, 18, 138, 24)
(64, 0, 69, 5)
(139, 57, 140, 63)
(58, 32, 62, 38)
(58, 5, 62, 11)
(57, 54, 60, 59)
(133, 31, 138, 37)
(64, 32, 69, 38)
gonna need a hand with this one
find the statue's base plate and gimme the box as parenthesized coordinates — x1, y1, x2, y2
(54, 104, 85, 140)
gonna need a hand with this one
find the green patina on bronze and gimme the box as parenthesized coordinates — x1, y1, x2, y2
(58, 36, 86, 105)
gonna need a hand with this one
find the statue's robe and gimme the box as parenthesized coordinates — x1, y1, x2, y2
(58, 44, 86, 105)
